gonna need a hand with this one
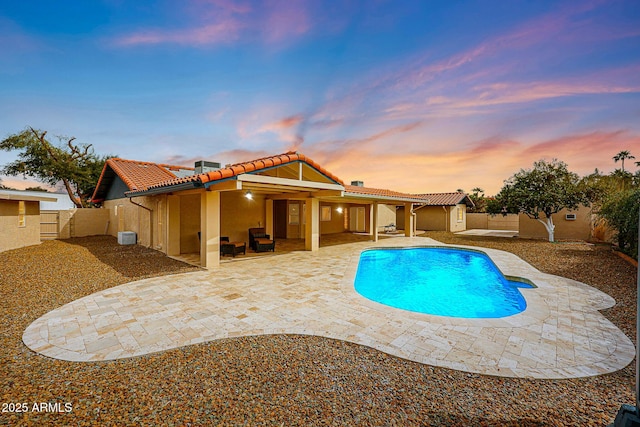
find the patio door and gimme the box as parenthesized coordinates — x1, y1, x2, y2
(349, 207, 366, 232)
(273, 200, 287, 239)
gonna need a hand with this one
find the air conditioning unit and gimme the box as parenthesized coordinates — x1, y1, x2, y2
(565, 213, 577, 221)
(117, 231, 137, 245)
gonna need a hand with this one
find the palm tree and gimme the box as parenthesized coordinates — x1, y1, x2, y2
(471, 187, 484, 196)
(613, 150, 635, 172)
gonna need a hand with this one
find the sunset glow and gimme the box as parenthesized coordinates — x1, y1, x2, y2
(1, 1, 639, 194)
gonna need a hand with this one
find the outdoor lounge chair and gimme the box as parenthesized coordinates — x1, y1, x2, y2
(220, 238, 246, 257)
(248, 227, 275, 252)
(254, 238, 275, 252)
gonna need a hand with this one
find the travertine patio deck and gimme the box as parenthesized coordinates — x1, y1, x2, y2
(23, 237, 634, 379)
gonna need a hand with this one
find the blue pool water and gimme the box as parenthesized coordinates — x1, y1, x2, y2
(354, 247, 534, 318)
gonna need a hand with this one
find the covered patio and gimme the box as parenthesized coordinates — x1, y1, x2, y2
(118, 152, 426, 269)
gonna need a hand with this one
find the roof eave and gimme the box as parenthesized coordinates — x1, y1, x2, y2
(125, 181, 204, 197)
(343, 192, 427, 204)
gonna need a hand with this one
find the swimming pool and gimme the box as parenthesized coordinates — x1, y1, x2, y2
(354, 247, 534, 318)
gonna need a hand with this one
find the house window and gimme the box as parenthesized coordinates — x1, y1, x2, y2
(457, 207, 463, 222)
(18, 201, 26, 227)
(321, 206, 331, 221)
(288, 203, 300, 225)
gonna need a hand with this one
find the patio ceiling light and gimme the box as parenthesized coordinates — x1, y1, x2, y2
(245, 190, 253, 200)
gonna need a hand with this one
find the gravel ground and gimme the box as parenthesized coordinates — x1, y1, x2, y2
(0, 234, 637, 426)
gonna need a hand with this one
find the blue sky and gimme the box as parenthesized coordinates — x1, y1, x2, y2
(1, 0, 639, 194)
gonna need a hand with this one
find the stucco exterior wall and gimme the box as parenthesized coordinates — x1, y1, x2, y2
(449, 204, 467, 232)
(319, 202, 346, 234)
(376, 204, 397, 231)
(518, 205, 592, 240)
(0, 200, 41, 253)
(221, 192, 266, 243)
(416, 206, 446, 231)
(396, 205, 467, 232)
(103, 196, 164, 249)
(180, 194, 200, 254)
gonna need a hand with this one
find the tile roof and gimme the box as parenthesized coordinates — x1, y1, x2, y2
(91, 158, 193, 202)
(415, 192, 474, 206)
(129, 151, 344, 195)
(344, 185, 428, 202)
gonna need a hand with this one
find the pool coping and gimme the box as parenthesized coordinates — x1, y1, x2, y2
(22, 237, 635, 379)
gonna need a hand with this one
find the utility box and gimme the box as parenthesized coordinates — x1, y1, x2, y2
(117, 231, 137, 245)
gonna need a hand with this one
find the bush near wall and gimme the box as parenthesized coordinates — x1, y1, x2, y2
(598, 188, 640, 260)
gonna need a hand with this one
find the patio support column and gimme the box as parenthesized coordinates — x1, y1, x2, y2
(166, 195, 180, 256)
(265, 198, 274, 238)
(372, 202, 379, 242)
(200, 190, 220, 269)
(305, 197, 319, 251)
(404, 203, 414, 237)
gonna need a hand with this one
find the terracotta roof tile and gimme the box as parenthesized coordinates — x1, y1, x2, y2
(135, 151, 344, 194)
(91, 158, 193, 202)
(344, 185, 427, 202)
(415, 192, 473, 206)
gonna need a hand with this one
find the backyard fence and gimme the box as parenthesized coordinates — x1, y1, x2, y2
(466, 213, 519, 230)
(40, 209, 110, 241)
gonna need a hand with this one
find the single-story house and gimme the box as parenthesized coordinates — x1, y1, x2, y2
(396, 192, 474, 232)
(0, 189, 56, 253)
(91, 151, 428, 269)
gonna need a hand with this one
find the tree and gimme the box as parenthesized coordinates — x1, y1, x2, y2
(24, 186, 50, 192)
(468, 187, 486, 213)
(0, 127, 110, 208)
(613, 150, 635, 172)
(487, 159, 591, 242)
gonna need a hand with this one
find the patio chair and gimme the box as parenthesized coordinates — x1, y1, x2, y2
(254, 237, 275, 252)
(248, 227, 275, 252)
(220, 239, 246, 257)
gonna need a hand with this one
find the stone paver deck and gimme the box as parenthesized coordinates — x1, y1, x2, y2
(23, 237, 634, 379)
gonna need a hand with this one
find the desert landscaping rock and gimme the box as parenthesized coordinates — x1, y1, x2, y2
(1, 234, 637, 426)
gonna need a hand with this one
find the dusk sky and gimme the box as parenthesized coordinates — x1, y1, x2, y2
(1, 0, 639, 195)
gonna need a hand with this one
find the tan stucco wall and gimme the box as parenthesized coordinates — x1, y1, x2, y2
(221, 192, 266, 243)
(416, 206, 446, 231)
(518, 205, 592, 240)
(467, 213, 519, 230)
(396, 205, 467, 231)
(0, 200, 41, 253)
(104, 196, 165, 249)
(180, 194, 200, 253)
(467, 213, 488, 229)
(319, 202, 346, 234)
(488, 214, 519, 230)
(58, 208, 110, 238)
(376, 204, 396, 231)
(449, 204, 467, 232)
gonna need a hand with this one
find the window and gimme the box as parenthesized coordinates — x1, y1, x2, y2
(456, 207, 463, 222)
(321, 206, 331, 222)
(288, 203, 300, 225)
(18, 201, 26, 227)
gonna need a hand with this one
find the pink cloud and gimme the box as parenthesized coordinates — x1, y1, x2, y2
(116, 20, 244, 46)
(113, 0, 315, 47)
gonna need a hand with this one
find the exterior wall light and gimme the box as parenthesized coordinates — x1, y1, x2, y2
(245, 191, 253, 200)
(336, 207, 343, 214)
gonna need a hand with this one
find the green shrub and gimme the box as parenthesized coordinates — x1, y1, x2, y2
(598, 188, 640, 259)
